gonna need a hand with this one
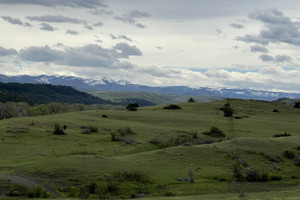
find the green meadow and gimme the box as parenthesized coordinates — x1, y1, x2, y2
(0, 99, 300, 199)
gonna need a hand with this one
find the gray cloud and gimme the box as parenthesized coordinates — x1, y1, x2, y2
(85, 25, 93, 30)
(114, 43, 142, 58)
(259, 54, 292, 63)
(1, 16, 23, 25)
(230, 23, 244, 29)
(128, 10, 151, 19)
(18, 43, 142, 68)
(0, 46, 17, 56)
(93, 21, 103, 27)
(27, 15, 86, 24)
(19, 46, 63, 62)
(136, 23, 146, 29)
(250, 45, 268, 53)
(89, 9, 113, 16)
(1, 16, 31, 27)
(66, 30, 79, 35)
(40, 23, 56, 31)
(114, 9, 151, 28)
(110, 34, 132, 42)
(237, 9, 300, 46)
(0, 0, 107, 8)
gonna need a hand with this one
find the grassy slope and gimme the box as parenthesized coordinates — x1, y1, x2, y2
(89, 90, 220, 105)
(0, 99, 300, 199)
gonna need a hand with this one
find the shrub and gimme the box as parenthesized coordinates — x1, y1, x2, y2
(102, 114, 108, 118)
(163, 104, 181, 110)
(27, 185, 49, 198)
(294, 156, 300, 167)
(53, 123, 65, 135)
(6, 184, 28, 197)
(110, 132, 120, 141)
(198, 138, 216, 144)
(283, 150, 295, 159)
(126, 103, 139, 111)
(68, 186, 79, 198)
(273, 109, 279, 113)
(273, 132, 291, 137)
(294, 102, 300, 108)
(203, 127, 226, 138)
(270, 175, 282, 180)
(263, 153, 282, 162)
(89, 125, 98, 133)
(220, 103, 234, 117)
(297, 146, 300, 151)
(188, 98, 196, 103)
(118, 126, 135, 136)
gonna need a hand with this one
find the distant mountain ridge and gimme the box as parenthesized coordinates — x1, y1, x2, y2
(1, 74, 300, 101)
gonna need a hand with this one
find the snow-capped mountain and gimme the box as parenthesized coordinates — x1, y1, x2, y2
(0, 74, 300, 101)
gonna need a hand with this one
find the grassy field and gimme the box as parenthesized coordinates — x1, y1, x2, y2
(0, 99, 300, 199)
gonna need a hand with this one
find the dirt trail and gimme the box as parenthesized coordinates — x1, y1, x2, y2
(0, 174, 61, 197)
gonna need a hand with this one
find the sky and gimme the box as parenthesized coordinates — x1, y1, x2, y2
(1, 0, 300, 92)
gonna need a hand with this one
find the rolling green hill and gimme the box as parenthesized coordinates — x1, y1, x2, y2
(89, 90, 221, 106)
(0, 99, 300, 199)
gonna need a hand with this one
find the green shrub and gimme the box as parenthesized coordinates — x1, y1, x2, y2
(273, 132, 291, 137)
(111, 132, 120, 141)
(53, 123, 65, 135)
(203, 127, 226, 138)
(89, 125, 98, 133)
(270, 175, 282, 180)
(283, 150, 295, 159)
(220, 103, 234, 117)
(68, 186, 79, 198)
(126, 103, 139, 111)
(6, 184, 28, 197)
(273, 109, 279, 113)
(163, 104, 181, 110)
(188, 98, 196, 103)
(27, 185, 49, 198)
(294, 156, 300, 167)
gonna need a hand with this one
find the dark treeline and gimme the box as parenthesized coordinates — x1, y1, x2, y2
(0, 82, 113, 105)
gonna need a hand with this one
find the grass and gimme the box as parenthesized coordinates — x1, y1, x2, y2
(0, 99, 300, 199)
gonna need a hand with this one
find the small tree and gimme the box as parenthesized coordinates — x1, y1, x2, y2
(126, 103, 139, 111)
(188, 98, 196, 103)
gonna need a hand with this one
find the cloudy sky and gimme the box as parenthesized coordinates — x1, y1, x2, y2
(1, 0, 300, 92)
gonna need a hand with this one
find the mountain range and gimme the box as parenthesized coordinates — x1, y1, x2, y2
(1, 74, 300, 101)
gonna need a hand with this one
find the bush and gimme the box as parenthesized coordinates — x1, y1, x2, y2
(6, 184, 28, 197)
(220, 103, 234, 117)
(294, 102, 300, 108)
(273, 132, 291, 137)
(294, 156, 300, 166)
(126, 103, 139, 111)
(188, 98, 196, 103)
(273, 109, 279, 113)
(53, 123, 66, 135)
(270, 175, 282, 180)
(203, 127, 226, 138)
(163, 104, 181, 110)
(283, 150, 295, 159)
(102, 114, 108, 118)
(27, 185, 49, 198)
(89, 125, 98, 133)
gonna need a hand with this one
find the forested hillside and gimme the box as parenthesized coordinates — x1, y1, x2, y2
(0, 82, 112, 105)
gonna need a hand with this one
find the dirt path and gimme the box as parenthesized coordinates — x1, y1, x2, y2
(0, 174, 62, 197)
